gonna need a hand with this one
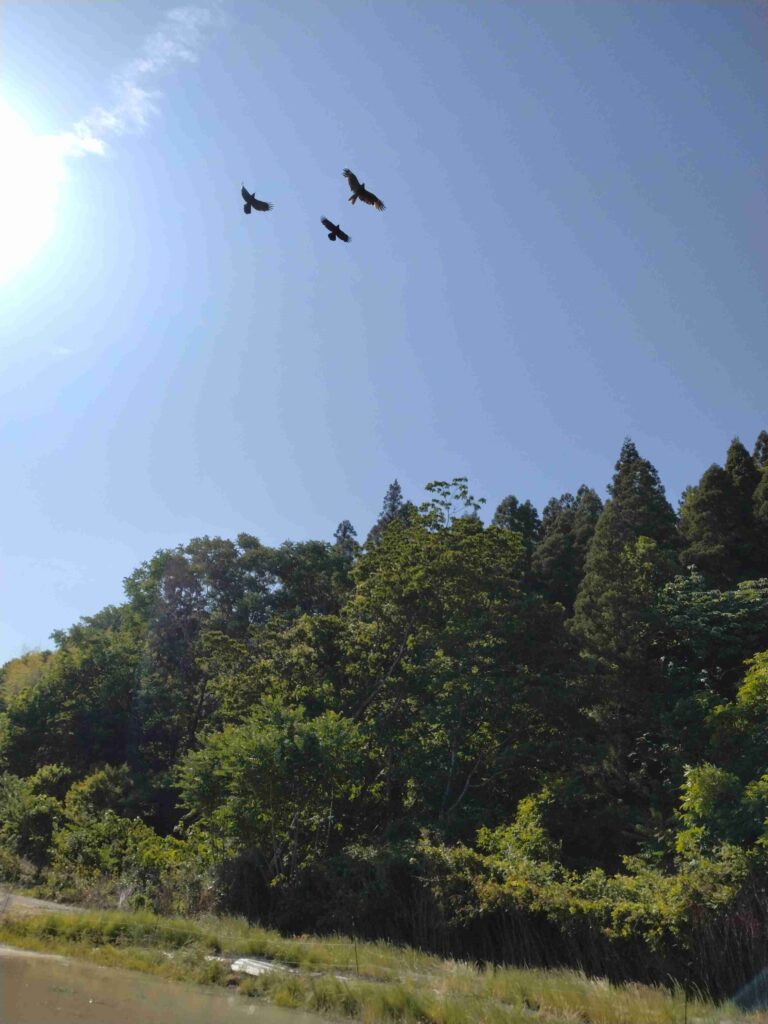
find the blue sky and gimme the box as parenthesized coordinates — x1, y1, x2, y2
(1, 0, 766, 662)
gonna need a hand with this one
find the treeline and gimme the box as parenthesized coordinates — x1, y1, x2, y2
(2, 434, 768, 998)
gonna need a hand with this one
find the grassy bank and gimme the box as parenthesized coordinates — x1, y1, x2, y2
(0, 907, 762, 1024)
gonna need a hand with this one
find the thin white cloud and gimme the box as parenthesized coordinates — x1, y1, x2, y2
(60, 5, 220, 160)
(0, 6, 221, 283)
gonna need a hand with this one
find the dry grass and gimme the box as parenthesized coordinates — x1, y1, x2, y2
(0, 907, 765, 1024)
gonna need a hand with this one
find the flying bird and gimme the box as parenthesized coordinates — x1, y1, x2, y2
(241, 184, 272, 214)
(321, 217, 350, 242)
(343, 169, 385, 210)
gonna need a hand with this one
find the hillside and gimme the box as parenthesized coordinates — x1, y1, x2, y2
(2, 433, 768, 1000)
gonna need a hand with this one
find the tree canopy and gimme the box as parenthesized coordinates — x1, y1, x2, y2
(3, 434, 768, 995)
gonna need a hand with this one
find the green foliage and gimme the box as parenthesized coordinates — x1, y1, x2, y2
(573, 440, 678, 660)
(270, 539, 353, 617)
(176, 701, 366, 884)
(725, 437, 761, 506)
(676, 764, 746, 853)
(343, 494, 577, 836)
(678, 434, 767, 586)
(477, 788, 561, 865)
(0, 769, 65, 869)
(64, 764, 133, 822)
(753, 471, 768, 574)
(1, 608, 141, 778)
(531, 486, 602, 612)
(420, 477, 486, 528)
(679, 467, 743, 585)
(5, 445, 768, 997)
(491, 495, 541, 553)
(51, 810, 161, 879)
(679, 451, 763, 587)
(334, 518, 360, 561)
(753, 430, 768, 470)
(658, 575, 768, 698)
(0, 649, 54, 701)
(366, 479, 416, 547)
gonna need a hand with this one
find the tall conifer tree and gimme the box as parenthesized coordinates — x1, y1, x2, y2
(366, 480, 415, 547)
(752, 430, 768, 575)
(725, 438, 760, 504)
(531, 486, 602, 612)
(752, 430, 768, 470)
(491, 495, 541, 555)
(333, 520, 359, 562)
(679, 467, 744, 586)
(679, 438, 761, 585)
(752, 467, 768, 577)
(573, 439, 678, 656)
(571, 443, 679, 852)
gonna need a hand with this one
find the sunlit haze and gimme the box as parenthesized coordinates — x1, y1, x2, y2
(0, 100, 63, 283)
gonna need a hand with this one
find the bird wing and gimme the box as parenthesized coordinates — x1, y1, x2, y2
(241, 185, 251, 202)
(359, 188, 385, 211)
(251, 197, 273, 211)
(336, 226, 351, 243)
(343, 168, 361, 193)
(321, 217, 335, 231)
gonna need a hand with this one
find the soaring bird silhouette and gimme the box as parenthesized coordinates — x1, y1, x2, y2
(343, 169, 385, 210)
(321, 217, 350, 242)
(241, 184, 272, 214)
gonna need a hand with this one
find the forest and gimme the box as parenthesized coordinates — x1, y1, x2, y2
(2, 432, 768, 999)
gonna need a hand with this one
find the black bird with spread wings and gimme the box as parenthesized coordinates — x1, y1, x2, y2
(321, 217, 350, 242)
(241, 184, 273, 214)
(343, 169, 385, 211)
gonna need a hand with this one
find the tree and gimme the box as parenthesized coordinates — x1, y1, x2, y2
(333, 520, 359, 561)
(752, 430, 768, 471)
(491, 496, 540, 574)
(201, 613, 345, 725)
(492, 495, 541, 549)
(570, 444, 680, 852)
(343, 480, 580, 838)
(64, 764, 134, 822)
(725, 438, 760, 507)
(176, 701, 365, 887)
(675, 763, 746, 854)
(420, 477, 485, 528)
(382, 479, 404, 520)
(123, 544, 235, 796)
(270, 540, 352, 618)
(573, 439, 678, 656)
(531, 486, 602, 612)
(658, 574, 768, 701)
(235, 533, 280, 626)
(0, 650, 54, 703)
(751, 439, 768, 576)
(679, 467, 746, 586)
(679, 439, 762, 586)
(753, 478, 768, 575)
(0, 766, 68, 870)
(365, 480, 416, 547)
(1, 608, 141, 778)
(709, 649, 768, 781)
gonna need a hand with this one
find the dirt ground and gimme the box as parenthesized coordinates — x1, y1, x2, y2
(0, 888, 80, 918)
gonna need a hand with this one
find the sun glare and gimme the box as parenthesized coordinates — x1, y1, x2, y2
(0, 100, 65, 284)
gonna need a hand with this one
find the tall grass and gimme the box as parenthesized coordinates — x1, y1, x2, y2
(0, 907, 765, 1024)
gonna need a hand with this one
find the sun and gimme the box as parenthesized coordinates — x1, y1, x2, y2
(0, 100, 64, 284)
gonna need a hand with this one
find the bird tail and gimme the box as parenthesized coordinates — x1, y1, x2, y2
(348, 194, 357, 204)
(243, 204, 252, 214)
